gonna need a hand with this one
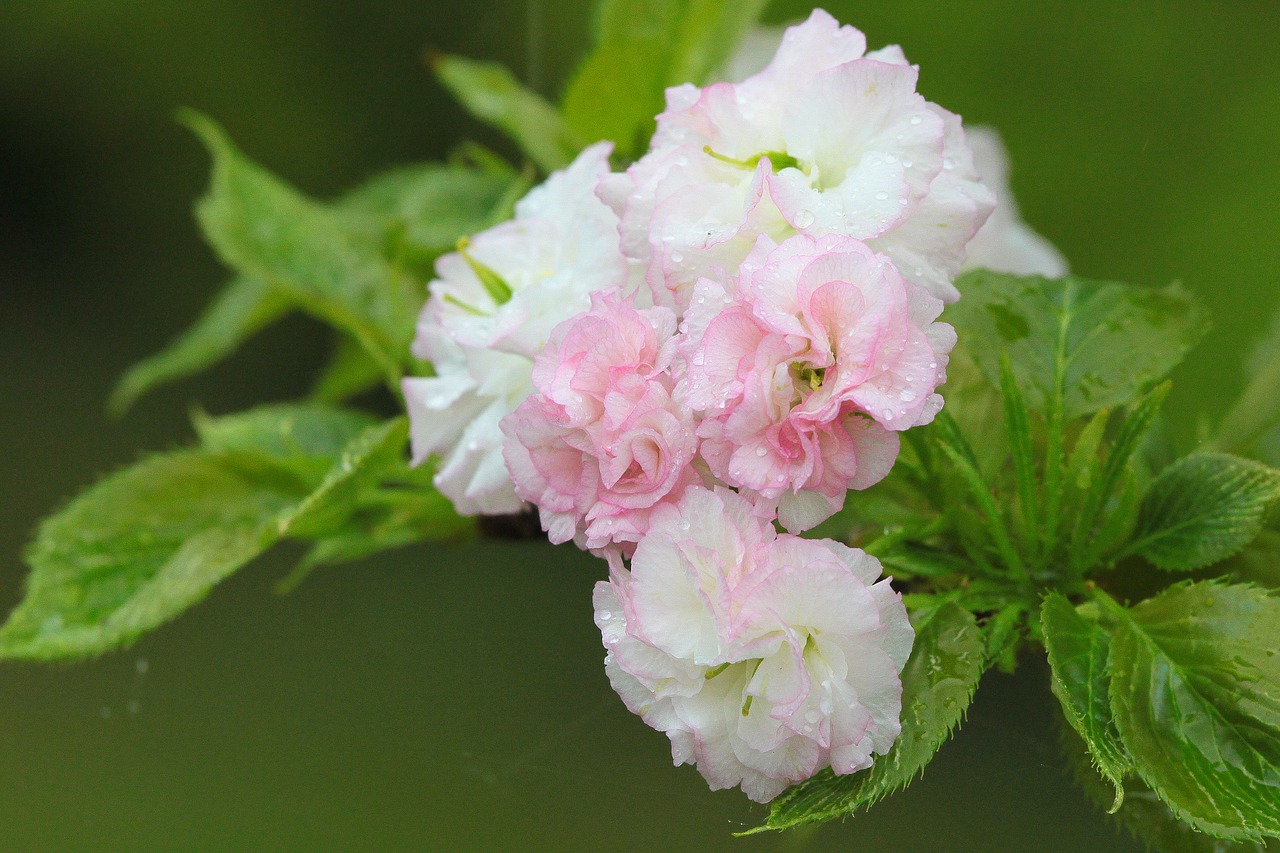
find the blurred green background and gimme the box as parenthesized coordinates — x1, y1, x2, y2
(2, 1, 1278, 850)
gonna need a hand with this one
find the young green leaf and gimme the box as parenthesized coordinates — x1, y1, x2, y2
(753, 603, 984, 832)
(274, 417, 410, 539)
(431, 54, 584, 173)
(182, 111, 413, 380)
(562, 0, 768, 160)
(1126, 453, 1280, 571)
(1060, 725, 1269, 853)
(1041, 593, 1131, 812)
(1070, 382, 1170, 573)
(109, 276, 293, 415)
(1212, 308, 1280, 455)
(1000, 352, 1040, 548)
(193, 402, 378, 460)
(1106, 582, 1280, 841)
(338, 160, 522, 257)
(0, 452, 305, 660)
(948, 271, 1207, 420)
(277, 486, 474, 593)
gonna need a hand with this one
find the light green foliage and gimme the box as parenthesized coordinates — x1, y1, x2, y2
(1127, 453, 1280, 571)
(1106, 582, 1280, 841)
(183, 111, 414, 381)
(432, 54, 585, 173)
(0, 404, 458, 659)
(0, 451, 302, 660)
(561, 0, 768, 161)
(1041, 593, 1131, 811)
(755, 604, 984, 832)
(109, 275, 293, 415)
(949, 271, 1207, 420)
(337, 156, 525, 270)
(193, 402, 378, 459)
(114, 115, 522, 413)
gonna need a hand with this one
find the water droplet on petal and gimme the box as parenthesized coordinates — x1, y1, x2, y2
(909, 115, 923, 126)
(793, 209, 815, 229)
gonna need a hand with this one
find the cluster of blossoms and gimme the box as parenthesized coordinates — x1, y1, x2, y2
(404, 10, 1064, 802)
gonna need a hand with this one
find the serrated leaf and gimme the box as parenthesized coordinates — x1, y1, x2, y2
(274, 417, 409, 539)
(1060, 724, 1269, 853)
(1042, 593, 1132, 811)
(0, 452, 305, 660)
(109, 276, 293, 415)
(562, 0, 768, 160)
(193, 403, 378, 460)
(754, 603, 984, 832)
(1107, 582, 1280, 841)
(949, 271, 1207, 420)
(337, 159, 522, 264)
(432, 54, 583, 173)
(1127, 453, 1280, 571)
(182, 111, 412, 379)
(277, 487, 474, 594)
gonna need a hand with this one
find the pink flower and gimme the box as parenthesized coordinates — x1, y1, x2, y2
(595, 486, 913, 803)
(679, 234, 953, 531)
(597, 9, 994, 312)
(501, 291, 700, 553)
(404, 143, 630, 516)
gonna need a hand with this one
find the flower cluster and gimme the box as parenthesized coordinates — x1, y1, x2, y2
(403, 9, 1064, 801)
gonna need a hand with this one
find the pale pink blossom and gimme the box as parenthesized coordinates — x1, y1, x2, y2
(501, 291, 701, 553)
(678, 233, 952, 531)
(598, 8, 994, 312)
(595, 486, 913, 803)
(403, 143, 629, 515)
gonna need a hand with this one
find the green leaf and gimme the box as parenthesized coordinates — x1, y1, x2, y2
(1127, 453, 1280, 571)
(109, 276, 293, 415)
(181, 111, 412, 380)
(1213, 308, 1280, 455)
(432, 54, 584, 173)
(277, 486, 474, 593)
(949, 271, 1208, 421)
(1070, 382, 1170, 573)
(193, 403, 378, 460)
(274, 417, 410, 539)
(0, 451, 305, 660)
(1000, 352, 1040, 547)
(1059, 725, 1270, 853)
(1042, 593, 1132, 811)
(338, 159, 521, 255)
(1106, 582, 1280, 841)
(754, 603, 984, 832)
(562, 0, 768, 160)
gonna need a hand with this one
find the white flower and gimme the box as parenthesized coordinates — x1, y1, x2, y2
(595, 486, 913, 802)
(403, 143, 629, 515)
(961, 127, 1068, 276)
(598, 9, 995, 311)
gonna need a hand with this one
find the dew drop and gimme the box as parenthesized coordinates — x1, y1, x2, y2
(875, 191, 889, 201)
(909, 115, 922, 126)
(793, 209, 815, 229)
(671, 251, 684, 263)
(756, 447, 767, 457)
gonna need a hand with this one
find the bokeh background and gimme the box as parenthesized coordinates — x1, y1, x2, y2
(2, 1, 1278, 850)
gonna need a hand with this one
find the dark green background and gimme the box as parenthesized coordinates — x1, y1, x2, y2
(2, 2, 1277, 850)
